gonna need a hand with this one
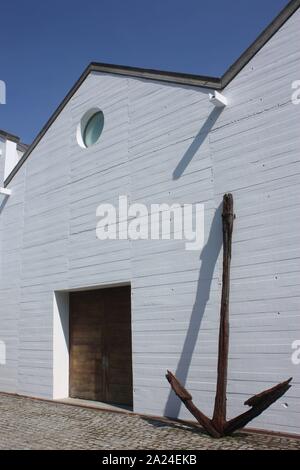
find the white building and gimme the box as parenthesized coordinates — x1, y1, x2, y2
(0, 130, 27, 185)
(0, 0, 300, 436)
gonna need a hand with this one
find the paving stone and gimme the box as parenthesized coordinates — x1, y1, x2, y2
(0, 393, 299, 450)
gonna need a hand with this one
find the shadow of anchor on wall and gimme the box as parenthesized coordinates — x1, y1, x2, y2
(165, 194, 292, 438)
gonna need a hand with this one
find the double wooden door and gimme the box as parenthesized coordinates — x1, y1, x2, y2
(69, 286, 133, 406)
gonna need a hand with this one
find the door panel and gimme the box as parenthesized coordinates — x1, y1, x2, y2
(105, 286, 133, 405)
(69, 286, 132, 406)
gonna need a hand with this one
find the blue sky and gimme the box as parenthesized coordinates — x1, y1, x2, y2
(0, 0, 289, 144)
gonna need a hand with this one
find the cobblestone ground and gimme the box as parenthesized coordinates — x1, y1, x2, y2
(0, 393, 299, 450)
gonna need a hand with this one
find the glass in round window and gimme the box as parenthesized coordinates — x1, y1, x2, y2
(83, 110, 104, 147)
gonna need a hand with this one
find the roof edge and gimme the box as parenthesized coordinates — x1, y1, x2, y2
(0, 129, 20, 144)
(89, 62, 221, 88)
(222, 0, 300, 87)
(4, 0, 300, 186)
(4, 64, 220, 186)
(17, 142, 29, 153)
(4, 64, 92, 185)
(0, 129, 28, 151)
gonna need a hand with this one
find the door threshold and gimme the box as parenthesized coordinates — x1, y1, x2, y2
(57, 397, 133, 413)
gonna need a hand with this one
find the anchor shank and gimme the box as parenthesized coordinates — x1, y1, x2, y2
(212, 194, 234, 432)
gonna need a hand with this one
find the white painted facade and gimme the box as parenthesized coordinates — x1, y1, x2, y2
(0, 135, 26, 184)
(0, 6, 300, 435)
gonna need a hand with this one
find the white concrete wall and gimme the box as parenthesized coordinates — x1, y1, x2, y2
(4, 140, 19, 181)
(0, 8, 299, 434)
(208, 8, 300, 434)
(53, 291, 69, 399)
(0, 137, 5, 184)
(0, 137, 24, 185)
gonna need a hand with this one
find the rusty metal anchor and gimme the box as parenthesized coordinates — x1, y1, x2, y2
(166, 194, 292, 437)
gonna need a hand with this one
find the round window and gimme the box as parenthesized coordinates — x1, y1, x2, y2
(83, 110, 104, 147)
(77, 109, 104, 148)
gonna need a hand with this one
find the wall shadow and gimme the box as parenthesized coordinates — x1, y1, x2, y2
(173, 107, 223, 180)
(0, 195, 9, 214)
(164, 204, 223, 418)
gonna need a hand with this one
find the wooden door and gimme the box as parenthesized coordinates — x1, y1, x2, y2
(69, 286, 132, 406)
